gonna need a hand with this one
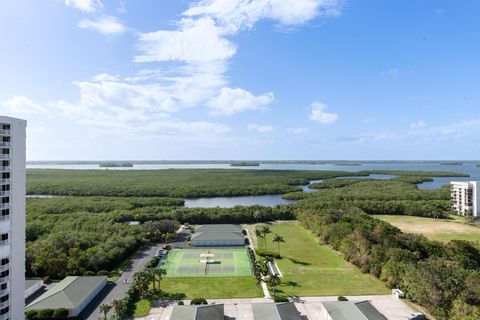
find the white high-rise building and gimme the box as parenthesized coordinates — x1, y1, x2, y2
(450, 181, 479, 217)
(0, 116, 26, 320)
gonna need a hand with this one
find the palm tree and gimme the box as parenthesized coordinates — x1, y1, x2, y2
(255, 229, 264, 249)
(154, 268, 167, 290)
(260, 226, 271, 250)
(273, 234, 285, 256)
(111, 299, 127, 320)
(99, 303, 112, 320)
(132, 270, 151, 297)
(267, 274, 281, 296)
(146, 268, 157, 290)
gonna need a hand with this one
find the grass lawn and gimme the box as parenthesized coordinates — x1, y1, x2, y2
(375, 215, 480, 243)
(255, 222, 389, 297)
(161, 276, 263, 299)
(134, 299, 151, 318)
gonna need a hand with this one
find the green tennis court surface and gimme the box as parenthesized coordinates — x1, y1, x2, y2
(159, 248, 253, 277)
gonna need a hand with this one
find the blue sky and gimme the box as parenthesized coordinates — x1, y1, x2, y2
(1, 0, 479, 160)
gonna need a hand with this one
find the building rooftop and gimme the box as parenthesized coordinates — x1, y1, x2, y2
(322, 301, 387, 320)
(25, 276, 107, 311)
(191, 231, 245, 241)
(170, 304, 224, 320)
(252, 302, 302, 320)
(25, 279, 43, 291)
(195, 224, 242, 233)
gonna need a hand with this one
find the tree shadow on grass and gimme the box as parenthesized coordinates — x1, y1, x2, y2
(287, 258, 311, 266)
(145, 290, 186, 302)
(285, 280, 299, 287)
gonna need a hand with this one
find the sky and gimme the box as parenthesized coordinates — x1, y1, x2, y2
(0, 0, 479, 161)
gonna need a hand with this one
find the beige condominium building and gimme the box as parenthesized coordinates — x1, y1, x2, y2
(450, 181, 479, 217)
(0, 116, 26, 320)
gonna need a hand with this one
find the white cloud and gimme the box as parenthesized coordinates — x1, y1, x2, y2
(64, 0, 102, 13)
(351, 119, 480, 144)
(309, 101, 338, 124)
(133, 0, 340, 118)
(287, 127, 308, 134)
(44, 76, 233, 140)
(92, 73, 120, 82)
(184, 0, 342, 33)
(78, 16, 126, 35)
(410, 120, 427, 129)
(135, 18, 236, 63)
(2, 96, 47, 114)
(209, 87, 273, 116)
(247, 123, 273, 133)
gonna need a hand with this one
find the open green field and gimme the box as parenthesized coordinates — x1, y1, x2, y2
(160, 248, 252, 277)
(161, 276, 263, 299)
(375, 215, 480, 243)
(256, 223, 389, 297)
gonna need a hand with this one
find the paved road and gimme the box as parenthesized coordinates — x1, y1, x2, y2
(82, 244, 162, 320)
(82, 227, 190, 320)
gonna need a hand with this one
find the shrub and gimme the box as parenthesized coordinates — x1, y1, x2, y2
(256, 249, 281, 259)
(337, 296, 348, 301)
(37, 309, 55, 319)
(25, 310, 38, 320)
(163, 244, 172, 250)
(177, 301, 184, 305)
(96, 270, 110, 276)
(42, 276, 50, 284)
(244, 238, 250, 245)
(145, 256, 160, 269)
(190, 298, 208, 305)
(83, 271, 95, 276)
(52, 308, 69, 319)
(273, 296, 289, 303)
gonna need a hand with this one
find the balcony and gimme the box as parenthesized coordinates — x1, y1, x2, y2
(0, 205, 8, 210)
(0, 156, 8, 161)
(0, 168, 8, 173)
(0, 300, 10, 309)
(0, 192, 9, 197)
(0, 264, 9, 272)
(0, 181, 10, 185)
(0, 240, 9, 247)
(0, 217, 9, 222)
(0, 301, 8, 310)
(0, 277, 8, 286)
(0, 313, 8, 320)
(0, 143, 9, 148)
(0, 129, 10, 135)
(0, 287, 9, 297)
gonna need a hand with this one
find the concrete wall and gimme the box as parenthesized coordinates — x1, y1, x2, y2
(71, 277, 107, 317)
(25, 281, 43, 299)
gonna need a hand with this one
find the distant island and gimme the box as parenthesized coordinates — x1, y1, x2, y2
(230, 161, 260, 167)
(333, 162, 362, 166)
(99, 161, 134, 168)
(442, 161, 463, 165)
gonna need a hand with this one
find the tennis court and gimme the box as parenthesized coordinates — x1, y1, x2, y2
(158, 248, 253, 277)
